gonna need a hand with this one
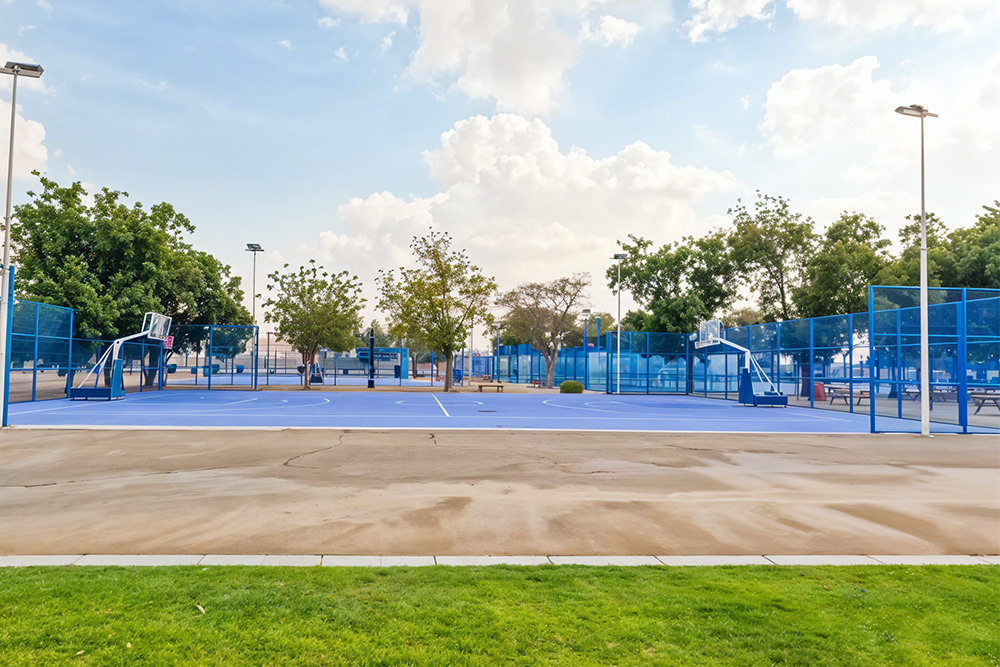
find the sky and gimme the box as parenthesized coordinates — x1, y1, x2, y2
(1, 0, 998, 341)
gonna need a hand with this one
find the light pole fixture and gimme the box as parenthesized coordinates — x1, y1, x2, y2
(246, 243, 263, 327)
(1, 61, 43, 427)
(894, 104, 937, 437)
(612, 253, 627, 395)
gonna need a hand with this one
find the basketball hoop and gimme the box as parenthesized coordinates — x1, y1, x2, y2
(695, 319, 722, 348)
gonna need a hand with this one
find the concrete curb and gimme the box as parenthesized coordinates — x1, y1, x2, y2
(1, 554, 996, 567)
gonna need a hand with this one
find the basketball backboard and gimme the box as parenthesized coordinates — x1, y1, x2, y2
(142, 312, 172, 341)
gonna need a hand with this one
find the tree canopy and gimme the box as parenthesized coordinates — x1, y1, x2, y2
(263, 261, 364, 389)
(376, 231, 496, 392)
(727, 191, 816, 321)
(793, 212, 891, 318)
(499, 274, 590, 388)
(11, 174, 249, 340)
(609, 195, 998, 333)
(607, 231, 737, 333)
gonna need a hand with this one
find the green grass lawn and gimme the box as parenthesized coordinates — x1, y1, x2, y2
(0, 565, 996, 666)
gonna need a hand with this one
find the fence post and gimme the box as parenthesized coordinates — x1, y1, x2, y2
(32, 301, 39, 401)
(868, 286, 877, 434)
(207, 325, 213, 391)
(66, 308, 75, 397)
(958, 289, 968, 433)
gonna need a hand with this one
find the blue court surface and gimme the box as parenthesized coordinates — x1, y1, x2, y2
(7, 390, 961, 433)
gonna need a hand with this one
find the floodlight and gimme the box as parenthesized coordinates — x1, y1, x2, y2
(894, 103, 937, 436)
(895, 104, 938, 119)
(612, 253, 627, 260)
(246, 243, 264, 326)
(1, 62, 43, 78)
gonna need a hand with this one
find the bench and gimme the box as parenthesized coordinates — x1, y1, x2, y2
(970, 392, 1000, 414)
(477, 383, 504, 393)
(827, 385, 868, 405)
(900, 388, 958, 405)
(527, 380, 543, 388)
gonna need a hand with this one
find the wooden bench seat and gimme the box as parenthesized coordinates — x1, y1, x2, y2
(970, 392, 1000, 414)
(477, 383, 504, 393)
(827, 386, 868, 405)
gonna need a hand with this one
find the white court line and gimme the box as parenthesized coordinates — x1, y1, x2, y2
(430, 394, 451, 417)
(542, 399, 628, 415)
(14, 410, 867, 423)
(180, 398, 331, 413)
(10, 425, 883, 434)
(395, 399, 483, 407)
(218, 397, 259, 406)
(9, 391, 167, 415)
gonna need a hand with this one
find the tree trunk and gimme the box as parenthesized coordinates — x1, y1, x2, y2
(545, 348, 560, 388)
(443, 351, 453, 392)
(302, 350, 312, 389)
(143, 348, 159, 388)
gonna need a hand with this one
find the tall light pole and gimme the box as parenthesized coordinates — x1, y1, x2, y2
(246, 243, 263, 326)
(612, 253, 627, 395)
(1, 62, 43, 427)
(895, 104, 937, 437)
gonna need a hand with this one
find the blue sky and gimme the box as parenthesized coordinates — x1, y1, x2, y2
(2, 0, 998, 335)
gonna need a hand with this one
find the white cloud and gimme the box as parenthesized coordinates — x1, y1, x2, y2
(585, 15, 642, 47)
(380, 30, 396, 53)
(785, 0, 997, 32)
(759, 52, 1000, 235)
(739, 94, 750, 110)
(316, 1, 664, 115)
(684, 0, 998, 41)
(278, 39, 293, 50)
(18, 25, 35, 36)
(317, 114, 742, 311)
(316, 16, 339, 28)
(0, 44, 48, 183)
(136, 79, 169, 91)
(0, 100, 47, 183)
(684, 0, 775, 43)
(35, 0, 52, 14)
(318, 0, 409, 24)
(334, 46, 350, 63)
(0, 44, 49, 94)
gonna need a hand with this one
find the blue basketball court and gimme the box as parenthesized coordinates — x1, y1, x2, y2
(8, 390, 977, 433)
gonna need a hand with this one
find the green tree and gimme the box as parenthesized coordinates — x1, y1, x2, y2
(720, 306, 761, 328)
(364, 320, 398, 348)
(12, 174, 249, 385)
(873, 212, 954, 288)
(727, 192, 817, 321)
(376, 231, 497, 392)
(946, 202, 1000, 289)
(498, 274, 590, 388)
(562, 311, 616, 348)
(793, 212, 892, 317)
(263, 260, 364, 389)
(607, 231, 737, 333)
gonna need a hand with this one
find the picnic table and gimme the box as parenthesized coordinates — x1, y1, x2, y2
(826, 385, 868, 405)
(970, 391, 1000, 414)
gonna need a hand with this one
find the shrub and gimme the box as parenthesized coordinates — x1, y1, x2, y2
(560, 380, 584, 393)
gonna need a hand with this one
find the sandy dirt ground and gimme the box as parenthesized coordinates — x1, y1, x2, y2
(0, 428, 996, 556)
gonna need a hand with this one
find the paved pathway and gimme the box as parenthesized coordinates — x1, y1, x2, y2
(1, 554, 996, 567)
